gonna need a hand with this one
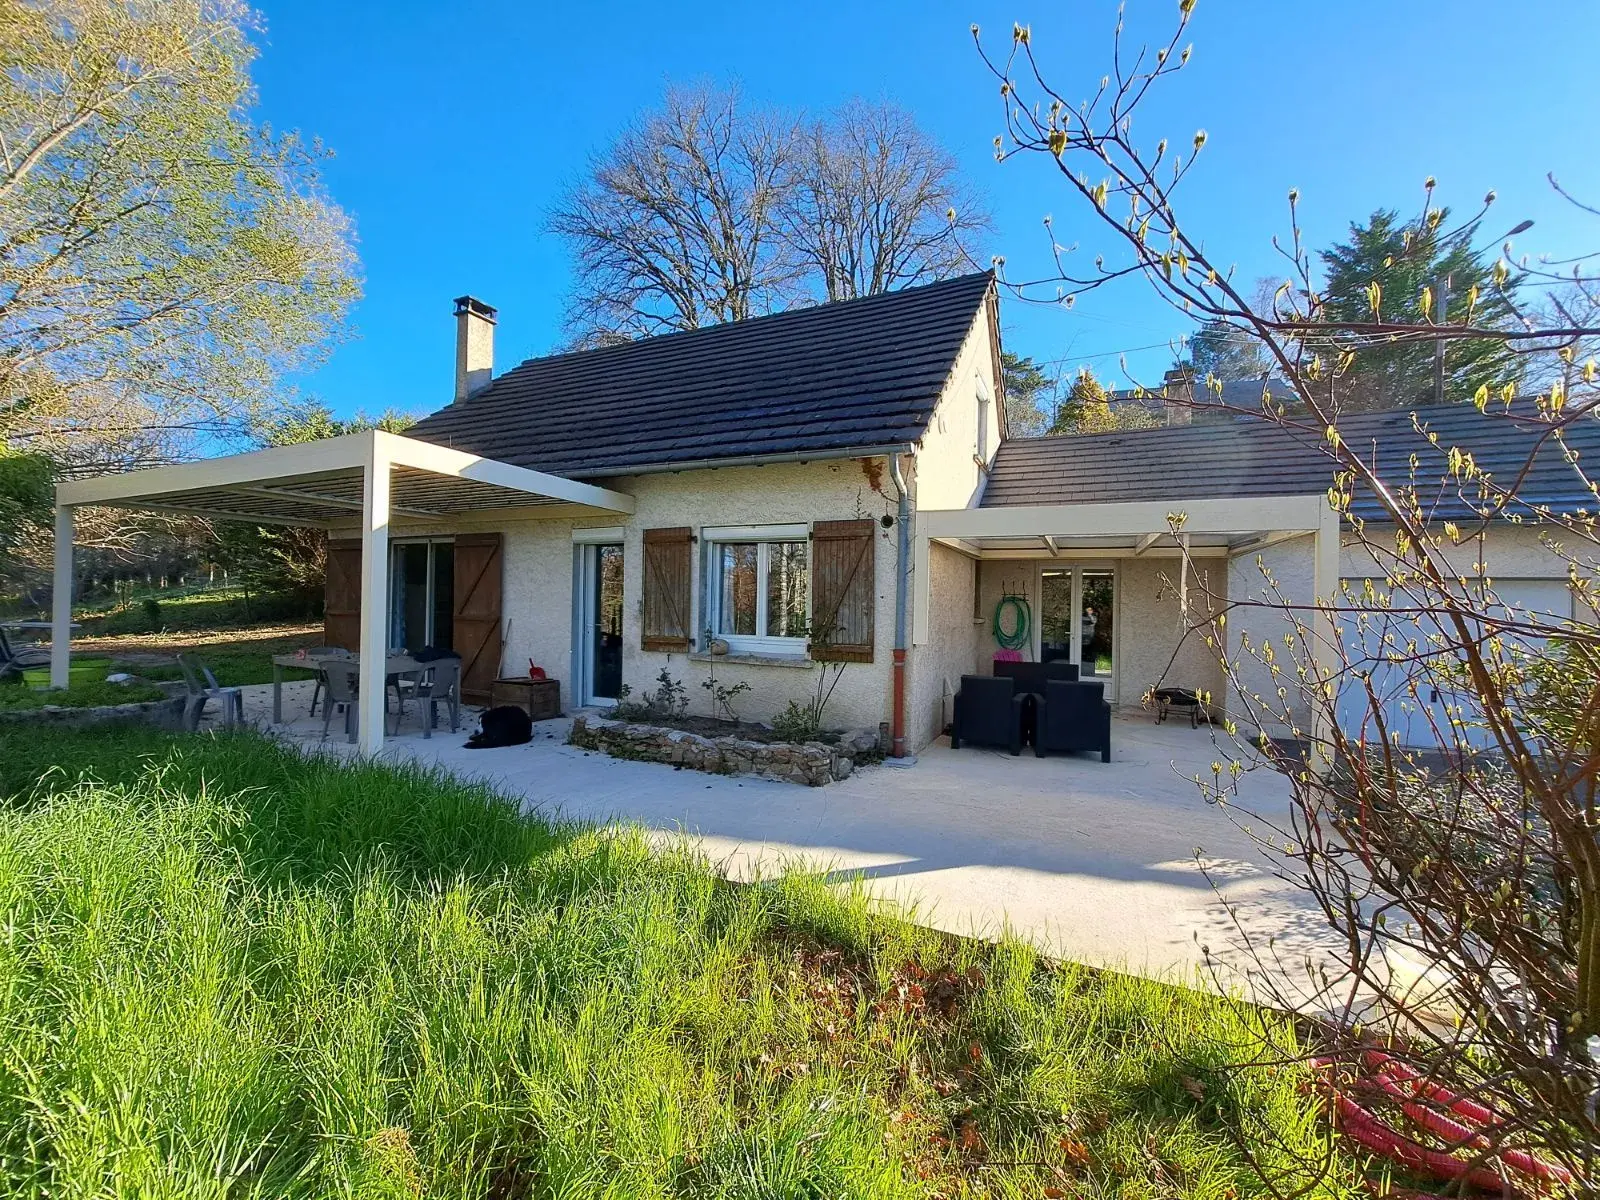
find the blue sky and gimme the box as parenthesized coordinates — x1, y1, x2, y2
(251, 0, 1600, 418)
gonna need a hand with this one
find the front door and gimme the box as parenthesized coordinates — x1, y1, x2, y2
(578, 542, 624, 704)
(1038, 564, 1117, 701)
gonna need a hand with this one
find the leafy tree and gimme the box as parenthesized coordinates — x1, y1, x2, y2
(1182, 319, 1271, 382)
(0, 0, 360, 470)
(1320, 209, 1524, 409)
(552, 84, 988, 339)
(0, 441, 51, 570)
(1000, 351, 1052, 435)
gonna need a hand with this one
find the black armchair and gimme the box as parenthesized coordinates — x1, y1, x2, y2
(1034, 679, 1112, 762)
(994, 659, 1079, 696)
(951, 675, 1026, 755)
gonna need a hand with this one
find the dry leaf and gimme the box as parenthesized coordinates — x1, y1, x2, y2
(1180, 1075, 1206, 1102)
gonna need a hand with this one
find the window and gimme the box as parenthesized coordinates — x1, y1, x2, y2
(976, 373, 992, 463)
(705, 525, 810, 654)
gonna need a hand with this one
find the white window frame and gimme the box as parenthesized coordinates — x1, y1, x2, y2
(976, 372, 992, 464)
(702, 523, 810, 656)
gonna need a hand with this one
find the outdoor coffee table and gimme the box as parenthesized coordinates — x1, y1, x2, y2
(1152, 687, 1207, 729)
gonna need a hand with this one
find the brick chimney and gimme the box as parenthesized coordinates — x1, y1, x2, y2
(1162, 365, 1196, 426)
(453, 296, 497, 402)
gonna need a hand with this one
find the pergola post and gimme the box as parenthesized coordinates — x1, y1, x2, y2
(357, 434, 391, 756)
(50, 504, 73, 689)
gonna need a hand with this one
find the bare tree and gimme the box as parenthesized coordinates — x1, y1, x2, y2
(549, 84, 803, 338)
(551, 87, 988, 339)
(783, 99, 987, 301)
(979, 9, 1600, 1194)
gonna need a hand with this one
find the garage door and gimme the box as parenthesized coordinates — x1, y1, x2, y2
(1336, 578, 1574, 749)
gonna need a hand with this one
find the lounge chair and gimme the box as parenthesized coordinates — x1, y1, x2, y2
(0, 626, 51, 681)
(1033, 679, 1112, 762)
(950, 675, 1025, 755)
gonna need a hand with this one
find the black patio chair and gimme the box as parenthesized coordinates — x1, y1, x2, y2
(0, 626, 50, 682)
(950, 675, 1025, 755)
(1034, 679, 1112, 763)
(994, 660, 1080, 744)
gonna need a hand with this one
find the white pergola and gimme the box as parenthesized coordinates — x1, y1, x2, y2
(52, 429, 634, 754)
(913, 494, 1341, 749)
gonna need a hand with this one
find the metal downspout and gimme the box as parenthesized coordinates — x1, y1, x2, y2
(889, 452, 911, 759)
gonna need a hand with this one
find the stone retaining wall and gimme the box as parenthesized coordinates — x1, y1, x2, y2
(569, 714, 870, 787)
(0, 695, 187, 731)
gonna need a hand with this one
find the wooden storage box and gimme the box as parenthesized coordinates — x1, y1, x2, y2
(490, 677, 562, 721)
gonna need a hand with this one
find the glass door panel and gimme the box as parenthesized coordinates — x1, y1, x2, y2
(1040, 569, 1073, 663)
(587, 543, 624, 702)
(1080, 569, 1114, 686)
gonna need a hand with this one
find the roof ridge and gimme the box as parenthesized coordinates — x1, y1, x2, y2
(504, 270, 995, 375)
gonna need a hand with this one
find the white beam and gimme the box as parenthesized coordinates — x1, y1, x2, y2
(1040, 534, 1060, 557)
(55, 432, 371, 507)
(1133, 532, 1162, 556)
(380, 431, 636, 515)
(1229, 529, 1313, 556)
(918, 495, 1326, 541)
(50, 505, 72, 688)
(357, 442, 391, 756)
(226, 484, 441, 521)
(122, 502, 333, 529)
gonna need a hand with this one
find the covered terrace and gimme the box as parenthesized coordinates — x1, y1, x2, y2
(49, 429, 634, 753)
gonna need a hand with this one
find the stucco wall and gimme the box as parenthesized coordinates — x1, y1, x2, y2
(912, 295, 1001, 512)
(908, 541, 981, 747)
(1225, 540, 1314, 736)
(614, 459, 900, 733)
(1341, 522, 1573, 582)
(1116, 556, 1226, 709)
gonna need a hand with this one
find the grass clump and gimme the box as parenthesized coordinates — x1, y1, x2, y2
(0, 678, 166, 711)
(0, 728, 1357, 1199)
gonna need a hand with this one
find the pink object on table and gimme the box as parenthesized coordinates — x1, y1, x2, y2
(993, 649, 1023, 662)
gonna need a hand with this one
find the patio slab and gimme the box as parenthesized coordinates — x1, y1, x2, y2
(242, 682, 1339, 997)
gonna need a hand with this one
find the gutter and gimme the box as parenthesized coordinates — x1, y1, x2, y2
(889, 450, 912, 760)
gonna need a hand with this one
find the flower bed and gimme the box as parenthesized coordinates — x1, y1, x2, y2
(569, 714, 878, 786)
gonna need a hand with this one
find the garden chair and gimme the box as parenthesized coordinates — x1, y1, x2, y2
(301, 646, 354, 717)
(389, 653, 462, 739)
(1033, 679, 1112, 763)
(177, 653, 244, 732)
(318, 659, 361, 744)
(950, 675, 1025, 755)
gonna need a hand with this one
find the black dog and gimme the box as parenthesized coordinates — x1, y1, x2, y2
(464, 705, 532, 749)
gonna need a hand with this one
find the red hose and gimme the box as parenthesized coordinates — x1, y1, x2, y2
(1363, 1053, 1572, 1186)
(1331, 1092, 1511, 1194)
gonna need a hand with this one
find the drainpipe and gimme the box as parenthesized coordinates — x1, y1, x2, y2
(889, 452, 912, 759)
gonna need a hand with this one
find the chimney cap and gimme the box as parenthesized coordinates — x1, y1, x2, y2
(453, 295, 498, 323)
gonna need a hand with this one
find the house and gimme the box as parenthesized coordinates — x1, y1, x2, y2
(47, 273, 1600, 755)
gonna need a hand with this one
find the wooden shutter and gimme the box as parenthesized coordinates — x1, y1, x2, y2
(642, 527, 692, 651)
(453, 533, 504, 704)
(810, 519, 875, 662)
(323, 539, 362, 650)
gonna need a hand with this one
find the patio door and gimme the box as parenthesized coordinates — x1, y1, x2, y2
(575, 541, 624, 705)
(1038, 565, 1117, 701)
(389, 540, 454, 652)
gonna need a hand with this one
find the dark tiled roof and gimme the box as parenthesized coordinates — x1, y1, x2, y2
(406, 272, 995, 478)
(982, 403, 1600, 521)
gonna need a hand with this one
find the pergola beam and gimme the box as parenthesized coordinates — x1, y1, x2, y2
(1040, 534, 1060, 557)
(380, 431, 634, 515)
(1133, 532, 1162, 556)
(226, 483, 442, 521)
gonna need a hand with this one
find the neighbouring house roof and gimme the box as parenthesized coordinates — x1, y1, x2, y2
(983, 402, 1600, 521)
(405, 272, 996, 479)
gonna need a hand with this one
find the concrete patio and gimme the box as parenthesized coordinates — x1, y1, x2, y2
(237, 681, 1338, 996)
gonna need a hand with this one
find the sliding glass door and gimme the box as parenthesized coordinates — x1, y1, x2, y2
(389, 540, 454, 652)
(1036, 564, 1116, 700)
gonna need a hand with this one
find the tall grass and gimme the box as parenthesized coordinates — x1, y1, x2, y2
(0, 729, 1357, 1198)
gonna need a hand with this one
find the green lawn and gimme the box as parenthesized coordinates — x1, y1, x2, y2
(0, 678, 166, 712)
(0, 729, 1357, 1199)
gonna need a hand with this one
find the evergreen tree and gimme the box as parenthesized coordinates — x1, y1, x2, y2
(1319, 209, 1524, 410)
(1000, 351, 1052, 436)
